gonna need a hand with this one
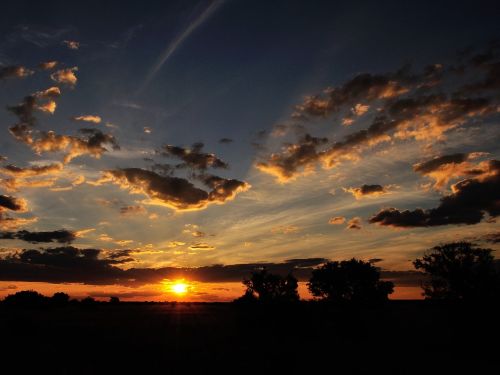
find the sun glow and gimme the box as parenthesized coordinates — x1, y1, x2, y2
(171, 281, 188, 295)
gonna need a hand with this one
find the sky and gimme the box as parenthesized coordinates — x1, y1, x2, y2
(0, 0, 499, 301)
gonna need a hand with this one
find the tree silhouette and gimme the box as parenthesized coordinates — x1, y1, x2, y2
(240, 269, 299, 302)
(2, 290, 48, 307)
(413, 242, 500, 300)
(308, 259, 394, 304)
(51, 292, 70, 305)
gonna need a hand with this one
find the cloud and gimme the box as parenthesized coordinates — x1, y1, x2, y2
(0, 65, 33, 80)
(0, 250, 328, 285)
(120, 205, 147, 216)
(161, 142, 228, 170)
(38, 61, 58, 70)
(11, 128, 120, 164)
(219, 138, 233, 144)
(328, 216, 346, 225)
(369, 160, 500, 227)
(0, 215, 37, 231)
(72, 115, 102, 124)
(271, 225, 300, 234)
(97, 168, 249, 211)
(0, 163, 63, 192)
(1, 163, 63, 178)
(0, 195, 34, 231)
(255, 134, 329, 182)
(344, 184, 390, 199)
(7, 88, 61, 130)
(347, 217, 362, 230)
(50, 67, 78, 86)
(197, 174, 251, 203)
(63, 40, 80, 50)
(258, 55, 499, 183)
(167, 241, 186, 248)
(413, 152, 491, 189)
(138, 0, 225, 93)
(183, 224, 205, 237)
(0, 229, 76, 243)
(293, 71, 411, 118)
(0, 195, 28, 212)
(188, 243, 215, 251)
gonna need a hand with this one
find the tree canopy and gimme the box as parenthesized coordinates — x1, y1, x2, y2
(308, 259, 394, 303)
(238, 269, 299, 302)
(413, 242, 500, 300)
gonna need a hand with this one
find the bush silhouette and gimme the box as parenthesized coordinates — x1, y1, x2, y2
(413, 242, 500, 300)
(51, 292, 70, 305)
(109, 296, 120, 304)
(3, 290, 48, 307)
(239, 269, 299, 302)
(308, 259, 394, 304)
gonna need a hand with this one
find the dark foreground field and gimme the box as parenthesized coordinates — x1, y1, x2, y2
(0, 301, 498, 374)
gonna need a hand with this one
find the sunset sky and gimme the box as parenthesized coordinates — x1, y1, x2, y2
(1, 0, 499, 301)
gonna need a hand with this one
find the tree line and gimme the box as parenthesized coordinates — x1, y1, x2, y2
(236, 241, 500, 303)
(1, 241, 499, 306)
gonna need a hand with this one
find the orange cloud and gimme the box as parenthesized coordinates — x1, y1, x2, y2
(328, 216, 346, 225)
(73, 115, 102, 124)
(38, 61, 58, 70)
(50, 67, 78, 86)
(347, 217, 362, 230)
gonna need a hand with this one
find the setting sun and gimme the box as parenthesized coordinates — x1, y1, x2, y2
(171, 282, 188, 295)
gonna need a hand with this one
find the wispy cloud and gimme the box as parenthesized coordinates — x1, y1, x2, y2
(137, 0, 225, 94)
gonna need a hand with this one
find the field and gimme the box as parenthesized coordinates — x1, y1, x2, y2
(0, 301, 498, 374)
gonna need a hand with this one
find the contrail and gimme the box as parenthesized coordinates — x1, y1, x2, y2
(137, 0, 225, 94)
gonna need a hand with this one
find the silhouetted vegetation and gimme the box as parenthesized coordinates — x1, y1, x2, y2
(237, 268, 299, 302)
(109, 296, 120, 304)
(51, 292, 70, 305)
(308, 258, 394, 304)
(413, 242, 500, 300)
(2, 290, 47, 307)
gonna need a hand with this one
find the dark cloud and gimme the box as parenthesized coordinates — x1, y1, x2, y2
(219, 138, 233, 144)
(0, 250, 427, 288)
(198, 174, 251, 203)
(369, 160, 500, 227)
(0, 195, 27, 212)
(413, 152, 491, 189)
(256, 134, 328, 182)
(0, 229, 75, 243)
(413, 153, 469, 174)
(293, 70, 411, 118)
(0, 65, 33, 80)
(258, 53, 500, 182)
(7, 95, 37, 127)
(462, 46, 500, 92)
(344, 184, 389, 199)
(1, 163, 63, 177)
(99, 168, 249, 211)
(0, 250, 327, 285)
(161, 142, 228, 170)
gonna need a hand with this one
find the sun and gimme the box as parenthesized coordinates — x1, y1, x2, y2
(171, 282, 188, 295)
